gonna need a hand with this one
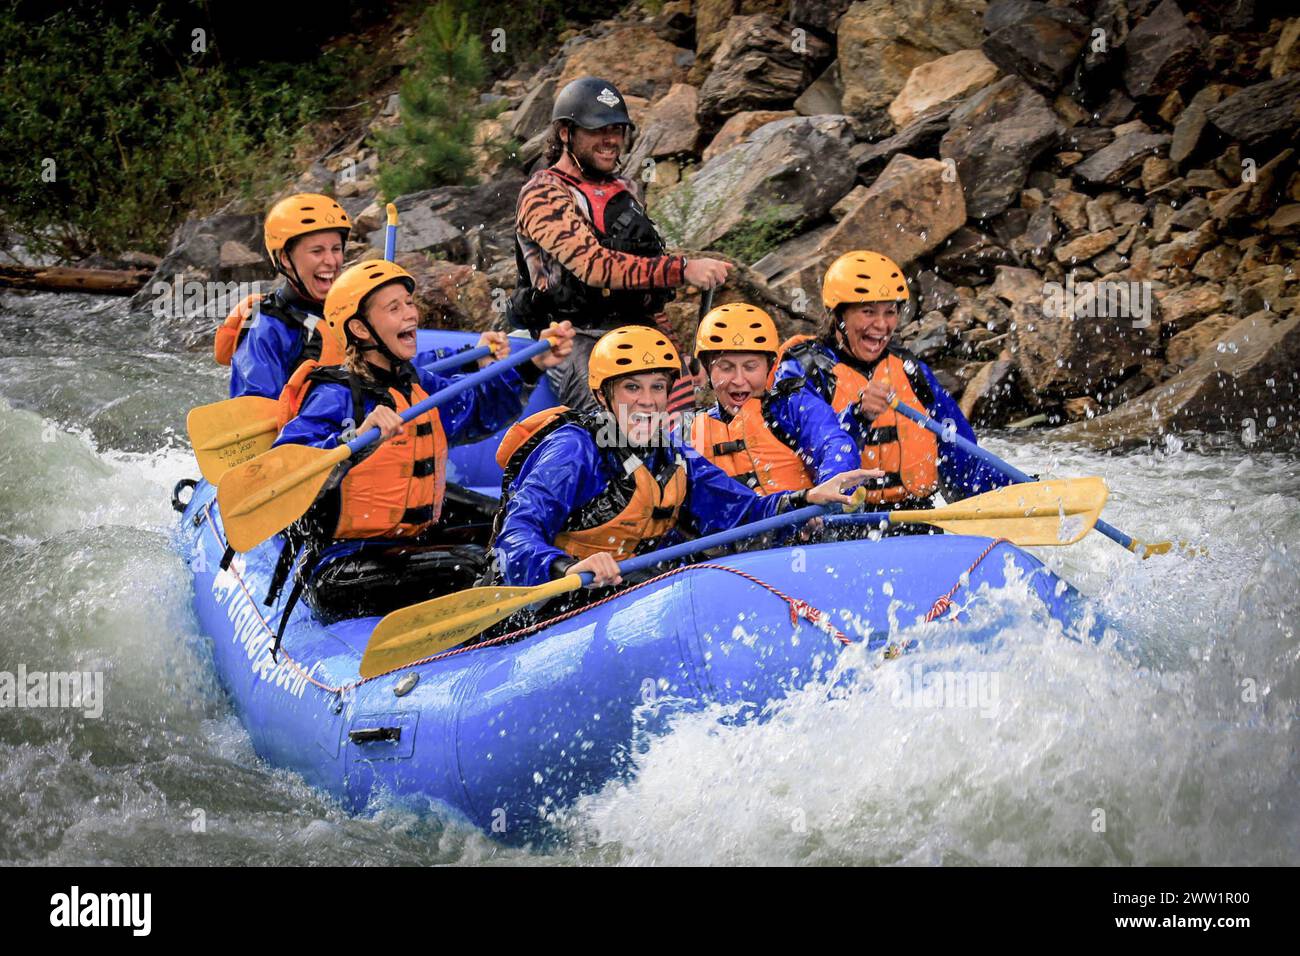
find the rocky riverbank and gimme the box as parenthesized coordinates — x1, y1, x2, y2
(129, 0, 1300, 450)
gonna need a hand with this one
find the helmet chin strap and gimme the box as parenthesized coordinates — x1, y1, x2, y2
(277, 246, 323, 306)
(349, 315, 402, 368)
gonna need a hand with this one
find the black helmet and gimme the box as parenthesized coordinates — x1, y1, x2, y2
(551, 76, 635, 132)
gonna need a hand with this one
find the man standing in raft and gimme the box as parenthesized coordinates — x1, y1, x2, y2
(691, 303, 858, 494)
(506, 76, 731, 415)
(490, 325, 873, 590)
(775, 250, 1009, 510)
(215, 193, 352, 399)
(269, 259, 574, 621)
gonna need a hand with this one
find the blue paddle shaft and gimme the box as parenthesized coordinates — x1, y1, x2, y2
(888, 398, 1139, 552)
(343, 340, 549, 456)
(823, 512, 896, 528)
(576, 502, 834, 586)
(384, 224, 397, 261)
(420, 346, 492, 375)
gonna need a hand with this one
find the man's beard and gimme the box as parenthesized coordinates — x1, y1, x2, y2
(571, 141, 622, 181)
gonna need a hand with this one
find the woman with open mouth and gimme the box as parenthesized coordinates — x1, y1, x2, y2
(215, 193, 352, 400)
(775, 250, 1011, 513)
(486, 325, 874, 601)
(264, 259, 575, 624)
(690, 303, 859, 496)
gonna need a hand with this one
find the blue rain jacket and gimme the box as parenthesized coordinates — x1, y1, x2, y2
(496, 424, 800, 587)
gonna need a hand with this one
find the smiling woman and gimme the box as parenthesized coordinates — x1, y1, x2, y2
(262, 260, 574, 626)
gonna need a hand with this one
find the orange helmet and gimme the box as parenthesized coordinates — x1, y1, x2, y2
(695, 303, 779, 359)
(264, 193, 351, 266)
(321, 260, 415, 362)
(821, 250, 909, 311)
(588, 325, 681, 392)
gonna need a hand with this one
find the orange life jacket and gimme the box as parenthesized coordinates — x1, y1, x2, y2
(494, 406, 688, 560)
(690, 380, 814, 494)
(277, 361, 448, 539)
(778, 335, 939, 505)
(214, 289, 322, 367)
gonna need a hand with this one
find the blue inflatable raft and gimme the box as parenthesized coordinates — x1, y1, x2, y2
(176, 331, 1108, 838)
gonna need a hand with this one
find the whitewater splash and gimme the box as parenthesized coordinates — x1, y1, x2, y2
(557, 444, 1299, 866)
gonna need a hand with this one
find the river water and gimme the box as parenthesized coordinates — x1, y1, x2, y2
(1, 290, 1296, 865)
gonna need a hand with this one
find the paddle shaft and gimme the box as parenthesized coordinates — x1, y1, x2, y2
(420, 345, 491, 375)
(343, 339, 550, 456)
(888, 397, 1143, 553)
(384, 203, 398, 261)
(576, 500, 833, 586)
(825, 510, 946, 527)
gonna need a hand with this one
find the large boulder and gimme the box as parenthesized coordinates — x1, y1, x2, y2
(697, 14, 831, 126)
(795, 61, 845, 116)
(791, 0, 856, 32)
(509, 77, 557, 142)
(1122, 0, 1205, 100)
(129, 211, 266, 317)
(817, 152, 967, 265)
(851, 101, 959, 177)
(765, 153, 966, 320)
(1271, 18, 1300, 79)
(888, 49, 1000, 129)
(981, 0, 1088, 94)
(1169, 84, 1227, 165)
(1205, 73, 1300, 147)
(1053, 313, 1300, 449)
(939, 76, 1064, 219)
(1006, 277, 1157, 401)
(694, 0, 792, 64)
(701, 110, 796, 162)
(626, 83, 701, 173)
(837, 0, 987, 137)
(557, 25, 691, 102)
(653, 115, 857, 250)
(1073, 130, 1172, 185)
(1164, 312, 1244, 373)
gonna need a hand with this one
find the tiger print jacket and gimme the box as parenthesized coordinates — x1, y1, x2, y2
(512, 166, 686, 329)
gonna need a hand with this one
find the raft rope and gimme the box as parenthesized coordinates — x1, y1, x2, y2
(199, 502, 1010, 698)
(923, 537, 1008, 622)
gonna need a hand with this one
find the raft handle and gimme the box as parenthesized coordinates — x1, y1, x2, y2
(349, 726, 402, 744)
(172, 478, 198, 514)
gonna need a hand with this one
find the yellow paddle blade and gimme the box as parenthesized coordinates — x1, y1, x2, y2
(360, 576, 583, 678)
(890, 477, 1109, 546)
(186, 396, 280, 483)
(216, 442, 351, 552)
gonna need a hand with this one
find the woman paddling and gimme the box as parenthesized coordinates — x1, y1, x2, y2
(489, 325, 872, 595)
(215, 193, 351, 400)
(267, 259, 574, 628)
(775, 250, 1009, 514)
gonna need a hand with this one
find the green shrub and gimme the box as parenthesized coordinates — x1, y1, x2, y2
(0, 3, 350, 259)
(713, 205, 801, 265)
(374, 4, 487, 198)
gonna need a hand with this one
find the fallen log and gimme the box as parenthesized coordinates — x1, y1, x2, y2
(0, 263, 153, 295)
